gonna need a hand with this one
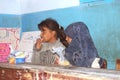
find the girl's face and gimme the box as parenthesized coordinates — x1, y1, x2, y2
(66, 36, 72, 44)
(40, 27, 57, 43)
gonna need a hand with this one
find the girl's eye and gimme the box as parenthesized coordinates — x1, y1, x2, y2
(41, 29, 45, 32)
(43, 30, 46, 33)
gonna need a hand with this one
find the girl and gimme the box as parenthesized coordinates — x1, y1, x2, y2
(64, 22, 106, 68)
(32, 18, 70, 65)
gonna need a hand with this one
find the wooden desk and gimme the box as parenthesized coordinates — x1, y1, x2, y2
(0, 63, 120, 80)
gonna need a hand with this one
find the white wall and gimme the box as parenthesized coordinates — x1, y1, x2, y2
(20, 0, 79, 14)
(0, 0, 21, 14)
(0, 0, 79, 14)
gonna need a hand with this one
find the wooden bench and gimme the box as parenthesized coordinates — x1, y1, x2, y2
(116, 58, 120, 70)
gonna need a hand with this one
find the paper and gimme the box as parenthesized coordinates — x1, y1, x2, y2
(0, 28, 21, 50)
(18, 31, 40, 62)
(0, 43, 11, 62)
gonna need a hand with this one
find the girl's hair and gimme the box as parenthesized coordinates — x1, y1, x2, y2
(38, 18, 69, 47)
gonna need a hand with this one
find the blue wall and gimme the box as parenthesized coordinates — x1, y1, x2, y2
(0, 14, 21, 28)
(0, 0, 120, 70)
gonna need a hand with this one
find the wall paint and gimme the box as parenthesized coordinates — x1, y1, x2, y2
(0, 14, 21, 28)
(20, 0, 79, 14)
(0, 0, 21, 14)
(0, 0, 79, 14)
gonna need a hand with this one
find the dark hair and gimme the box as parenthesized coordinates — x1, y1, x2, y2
(38, 18, 69, 47)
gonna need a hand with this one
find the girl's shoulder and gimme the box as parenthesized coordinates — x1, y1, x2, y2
(55, 39, 65, 47)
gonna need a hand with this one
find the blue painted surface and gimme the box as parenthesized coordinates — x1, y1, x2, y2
(0, 14, 21, 28)
(80, 0, 101, 3)
(80, 0, 113, 3)
(0, 0, 120, 70)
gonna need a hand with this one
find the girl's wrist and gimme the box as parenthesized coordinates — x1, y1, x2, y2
(35, 43, 41, 50)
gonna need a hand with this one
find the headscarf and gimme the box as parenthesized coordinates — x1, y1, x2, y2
(65, 22, 99, 67)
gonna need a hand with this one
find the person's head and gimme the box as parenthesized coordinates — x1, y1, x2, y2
(66, 36, 72, 44)
(38, 18, 69, 47)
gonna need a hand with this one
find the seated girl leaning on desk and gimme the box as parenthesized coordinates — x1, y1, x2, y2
(31, 18, 70, 65)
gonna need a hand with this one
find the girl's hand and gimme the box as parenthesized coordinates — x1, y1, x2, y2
(35, 38, 43, 50)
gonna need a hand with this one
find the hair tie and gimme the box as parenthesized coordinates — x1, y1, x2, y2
(59, 25, 61, 29)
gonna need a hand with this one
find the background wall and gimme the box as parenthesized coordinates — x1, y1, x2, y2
(0, 0, 120, 69)
(0, 14, 21, 28)
(0, 0, 21, 28)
